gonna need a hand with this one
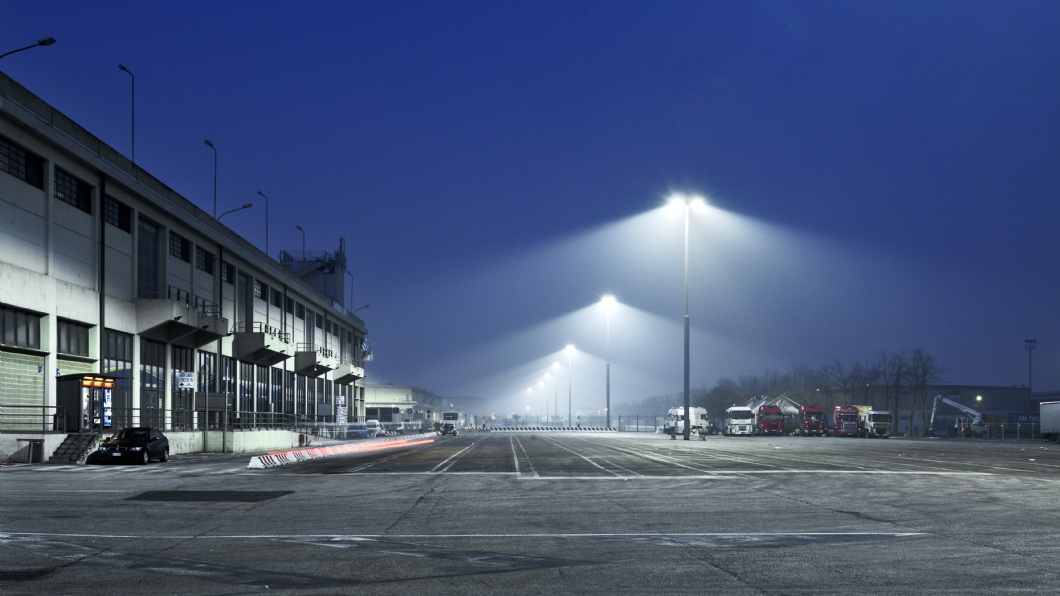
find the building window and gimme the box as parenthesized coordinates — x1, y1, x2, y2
(285, 296, 294, 315)
(195, 246, 214, 274)
(54, 167, 92, 213)
(0, 305, 42, 349)
(254, 280, 265, 299)
(296, 303, 305, 320)
(103, 196, 132, 233)
(57, 319, 91, 357)
(0, 135, 44, 189)
(169, 231, 191, 262)
(104, 330, 134, 429)
(197, 351, 216, 394)
(221, 261, 233, 284)
(270, 288, 282, 308)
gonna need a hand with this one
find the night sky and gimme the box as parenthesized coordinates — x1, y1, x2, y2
(5, 1, 1060, 414)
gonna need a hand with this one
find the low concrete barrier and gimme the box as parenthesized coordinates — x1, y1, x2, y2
(247, 433, 436, 469)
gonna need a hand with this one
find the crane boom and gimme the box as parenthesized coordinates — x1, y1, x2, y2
(928, 394, 985, 436)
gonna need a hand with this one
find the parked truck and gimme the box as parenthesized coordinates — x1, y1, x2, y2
(723, 406, 755, 436)
(663, 406, 712, 440)
(832, 405, 859, 437)
(1041, 401, 1060, 443)
(854, 405, 892, 438)
(754, 404, 784, 435)
(794, 405, 825, 436)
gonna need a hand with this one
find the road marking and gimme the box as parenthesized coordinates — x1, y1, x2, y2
(1, 530, 927, 540)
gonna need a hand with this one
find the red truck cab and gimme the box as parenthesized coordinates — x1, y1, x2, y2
(832, 405, 859, 436)
(797, 405, 825, 436)
(755, 404, 784, 435)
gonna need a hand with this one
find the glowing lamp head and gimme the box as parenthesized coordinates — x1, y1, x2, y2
(666, 192, 708, 213)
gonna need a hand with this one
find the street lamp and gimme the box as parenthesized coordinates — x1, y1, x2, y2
(0, 36, 55, 60)
(118, 64, 135, 164)
(218, 203, 252, 223)
(353, 304, 371, 315)
(295, 225, 305, 256)
(212, 202, 252, 453)
(204, 139, 217, 218)
(565, 344, 575, 429)
(600, 295, 616, 429)
(668, 193, 707, 440)
(256, 191, 270, 257)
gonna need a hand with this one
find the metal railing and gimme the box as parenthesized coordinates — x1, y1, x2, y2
(0, 405, 66, 432)
(238, 321, 291, 344)
(137, 284, 220, 318)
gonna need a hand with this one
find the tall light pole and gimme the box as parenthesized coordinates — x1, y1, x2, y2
(118, 64, 135, 164)
(0, 36, 55, 60)
(204, 139, 217, 218)
(542, 375, 550, 422)
(565, 344, 575, 429)
(1026, 339, 1037, 393)
(295, 225, 306, 256)
(668, 193, 706, 440)
(256, 191, 270, 257)
(212, 202, 252, 453)
(552, 361, 559, 427)
(600, 295, 616, 429)
(538, 380, 547, 424)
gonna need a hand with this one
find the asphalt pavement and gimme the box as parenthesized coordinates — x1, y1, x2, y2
(2, 432, 1059, 594)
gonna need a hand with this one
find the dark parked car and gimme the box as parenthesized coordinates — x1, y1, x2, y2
(440, 423, 458, 436)
(88, 427, 169, 465)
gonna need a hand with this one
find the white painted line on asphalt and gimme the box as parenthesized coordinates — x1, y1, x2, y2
(512, 435, 540, 478)
(1, 531, 928, 540)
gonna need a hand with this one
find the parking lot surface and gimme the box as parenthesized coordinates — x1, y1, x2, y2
(3, 433, 1059, 594)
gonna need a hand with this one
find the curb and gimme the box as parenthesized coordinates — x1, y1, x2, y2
(247, 433, 436, 469)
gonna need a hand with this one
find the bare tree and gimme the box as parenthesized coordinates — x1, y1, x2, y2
(849, 360, 883, 404)
(830, 358, 852, 400)
(876, 349, 908, 414)
(909, 347, 945, 435)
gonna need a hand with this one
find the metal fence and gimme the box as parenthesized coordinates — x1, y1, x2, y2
(0, 405, 67, 433)
(617, 415, 663, 432)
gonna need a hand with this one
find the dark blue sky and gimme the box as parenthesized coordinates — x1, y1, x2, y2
(5, 1, 1060, 411)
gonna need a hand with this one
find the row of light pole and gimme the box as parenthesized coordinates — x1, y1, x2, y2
(552, 193, 705, 436)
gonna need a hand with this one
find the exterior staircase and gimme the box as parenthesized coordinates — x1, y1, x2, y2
(50, 433, 100, 464)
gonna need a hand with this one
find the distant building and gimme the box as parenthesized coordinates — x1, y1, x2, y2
(364, 384, 442, 423)
(0, 71, 368, 455)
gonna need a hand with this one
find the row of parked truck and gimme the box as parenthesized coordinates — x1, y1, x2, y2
(665, 404, 894, 438)
(716, 404, 893, 437)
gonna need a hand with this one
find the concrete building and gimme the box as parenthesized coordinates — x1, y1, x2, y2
(364, 384, 442, 425)
(0, 71, 368, 460)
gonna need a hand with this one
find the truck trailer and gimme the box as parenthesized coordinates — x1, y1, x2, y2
(664, 406, 712, 440)
(1041, 401, 1060, 442)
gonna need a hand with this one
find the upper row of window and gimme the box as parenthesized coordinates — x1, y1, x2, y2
(2, 134, 135, 233)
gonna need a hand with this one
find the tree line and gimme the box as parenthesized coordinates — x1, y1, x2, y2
(626, 348, 947, 435)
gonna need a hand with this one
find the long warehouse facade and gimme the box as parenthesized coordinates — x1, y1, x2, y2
(0, 71, 368, 456)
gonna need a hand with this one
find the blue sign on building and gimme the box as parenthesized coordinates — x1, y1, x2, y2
(1008, 412, 1039, 425)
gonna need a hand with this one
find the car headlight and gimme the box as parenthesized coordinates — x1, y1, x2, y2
(97, 446, 108, 452)
(130, 446, 143, 451)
